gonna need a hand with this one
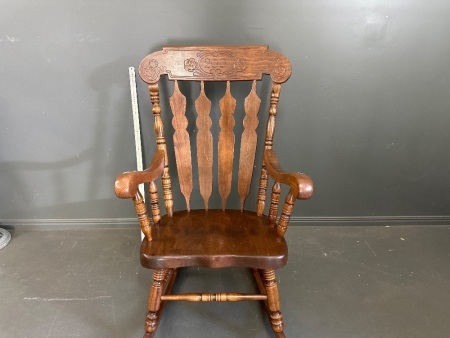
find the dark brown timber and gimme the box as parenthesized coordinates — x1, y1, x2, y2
(114, 45, 314, 338)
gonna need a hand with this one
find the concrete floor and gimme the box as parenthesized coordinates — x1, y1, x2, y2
(0, 225, 449, 338)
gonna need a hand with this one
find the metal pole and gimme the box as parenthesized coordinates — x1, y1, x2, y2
(129, 67, 145, 240)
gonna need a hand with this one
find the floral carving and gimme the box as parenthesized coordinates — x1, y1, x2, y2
(142, 58, 163, 82)
(181, 52, 248, 78)
(273, 58, 286, 78)
(148, 59, 158, 69)
(235, 58, 246, 71)
(184, 58, 198, 72)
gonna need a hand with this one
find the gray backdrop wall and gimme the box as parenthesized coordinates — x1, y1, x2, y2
(1, 0, 450, 227)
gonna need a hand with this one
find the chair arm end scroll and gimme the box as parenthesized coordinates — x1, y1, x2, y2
(114, 149, 165, 199)
(264, 149, 313, 200)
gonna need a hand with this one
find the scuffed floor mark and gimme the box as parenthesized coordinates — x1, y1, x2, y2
(46, 312, 58, 337)
(365, 240, 377, 257)
(2, 35, 20, 42)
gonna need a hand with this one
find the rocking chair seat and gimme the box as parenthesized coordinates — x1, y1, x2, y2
(140, 209, 288, 270)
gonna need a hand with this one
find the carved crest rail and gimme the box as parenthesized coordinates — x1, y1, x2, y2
(139, 45, 292, 83)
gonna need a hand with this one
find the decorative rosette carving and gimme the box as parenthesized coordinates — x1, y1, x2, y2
(184, 58, 198, 72)
(235, 58, 246, 72)
(271, 58, 288, 82)
(141, 58, 165, 82)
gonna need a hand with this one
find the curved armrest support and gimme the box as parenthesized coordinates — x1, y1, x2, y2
(264, 148, 313, 200)
(114, 149, 165, 199)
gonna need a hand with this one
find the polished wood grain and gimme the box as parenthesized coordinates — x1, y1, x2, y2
(132, 191, 152, 241)
(161, 293, 267, 302)
(218, 81, 236, 210)
(268, 181, 281, 225)
(140, 210, 288, 270)
(238, 80, 261, 210)
(148, 181, 161, 226)
(253, 269, 286, 338)
(257, 83, 281, 215)
(256, 166, 268, 216)
(115, 45, 313, 338)
(139, 46, 291, 84)
(277, 192, 296, 237)
(149, 84, 173, 216)
(264, 83, 281, 149)
(114, 149, 165, 199)
(261, 269, 284, 334)
(264, 149, 313, 236)
(144, 269, 177, 338)
(145, 269, 167, 335)
(195, 81, 213, 210)
(264, 148, 314, 200)
(170, 80, 193, 210)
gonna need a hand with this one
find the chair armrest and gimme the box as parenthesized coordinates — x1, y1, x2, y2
(114, 149, 165, 199)
(264, 148, 313, 200)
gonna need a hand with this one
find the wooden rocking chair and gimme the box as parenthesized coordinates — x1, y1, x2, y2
(114, 45, 313, 337)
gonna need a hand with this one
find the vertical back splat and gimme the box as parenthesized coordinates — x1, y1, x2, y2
(218, 81, 236, 210)
(195, 81, 213, 210)
(170, 80, 193, 211)
(238, 80, 261, 211)
(149, 84, 173, 216)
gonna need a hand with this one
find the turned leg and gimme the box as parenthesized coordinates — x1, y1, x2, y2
(260, 269, 284, 335)
(144, 269, 169, 338)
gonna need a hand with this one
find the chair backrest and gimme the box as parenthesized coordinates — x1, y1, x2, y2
(139, 45, 291, 215)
